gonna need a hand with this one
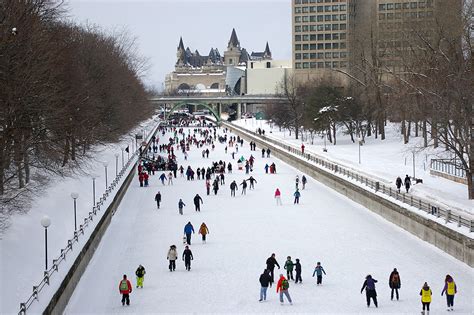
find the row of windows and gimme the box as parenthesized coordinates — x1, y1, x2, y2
(295, 61, 348, 69)
(379, 1, 433, 11)
(295, 4, 347, 13)
(378, 11, 433, 20)
(294, 23, 347, 32)
(294, 41, 347, 50)
(295, 0, 344, 4)
(295, 51, 348, 59)
(295, 14, 347, 22)
(295, 32, 347, 42)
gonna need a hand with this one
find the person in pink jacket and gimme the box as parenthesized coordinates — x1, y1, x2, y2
(275, 188, 282, 205)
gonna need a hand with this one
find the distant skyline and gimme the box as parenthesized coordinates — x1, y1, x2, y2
(66, 0, 291, 90)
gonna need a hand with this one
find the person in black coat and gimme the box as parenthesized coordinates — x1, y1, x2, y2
(259, 269, 272, 302)
(294, 258, 302, 283)
(388, 268, 401, 300)
(361, 275, 378, 308)
(395, 177, 402, 193)
(265, 253, 280, 284)
(154, 191, 161, 209)
(182, 246, 193, 271)
(193, 194, 203, 212)
(404, 175, 411, 193)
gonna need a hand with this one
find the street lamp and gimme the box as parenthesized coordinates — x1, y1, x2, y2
(41, 215, 51, 271)
(121, 149, 124, 168)
(91, 177, 96, 206)
(114, 153, 119, 177)
(357, 137, 363, 164)
(103, 161, 108, 188)
(412, 151, 416, 179)
(70, 192, 79, 231)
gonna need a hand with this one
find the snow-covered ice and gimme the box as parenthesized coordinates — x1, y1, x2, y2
(65, 127, 473, 314)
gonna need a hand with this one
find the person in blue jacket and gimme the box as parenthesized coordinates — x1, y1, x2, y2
(312, 262, 326, 285)
(184, 222, 194, 245)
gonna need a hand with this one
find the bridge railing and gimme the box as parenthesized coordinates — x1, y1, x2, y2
(225, 122, 474, 233)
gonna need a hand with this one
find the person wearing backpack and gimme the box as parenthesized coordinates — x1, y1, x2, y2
(198, 222, 209, 243)
(360, 274, 378, 308)
(312, 262, 326, 285)
(118, 274, 132, 306)
(276, 274, 293, 305)
(167, 245, 178, 271)
(135, 265, 146, 288)
(388, 268, 401, 300)
(284, 256, 294, 281)
(258, 269, 272, 302)
(420, 282, 432, 315)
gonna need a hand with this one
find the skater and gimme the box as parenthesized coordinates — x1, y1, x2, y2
(274, 188, 282, 205)
(167, 245, 177, 271)
(266, 253, 280, 285)
(184, 221, 194, 245)
(230, 180, 238, 197)
(420, 282, 432, 315)
(159, 173, 167, 185)
(389, 268, 401, 301)
(301, 143, 305, 154)
(143, 172, 149, 187)
(193, 194, 203, 212)
(294, 259, 302, 283)
(360, 275, 378, 308)
(118, 274, 132, 306)
(135, 264, 146, 288)
(261, 148, 265, 158)
(276, 274, 293, 305)
(441, 274, 457, 311)
(212, 179, 219, 195)
(404, 174, 411, 193)
(395, 176, 402, 193)
(168, 171, 173, 185)
(312, 262, 326, 285)
(295, 175, 299, 189)
(182, 245, 193, 271)
(259, 269, 272, 302)
(284, 256, 294, 280)
(206, 180, 211, 195)
(264, 163, 269, 174)
(178, 199, 186, 215)
(220, 173, 225, 185)
(240, 179, 248, 195)
(301, 175, 307, 190)
(138, 172, 144, 187)
(266, 148, 271, 158)
(198, 222, 209, 243)
(293, 189, 301, 204)
(227, 163, 232, 173)
(154, 191, 161, 209)
(247, 176, 257, 189)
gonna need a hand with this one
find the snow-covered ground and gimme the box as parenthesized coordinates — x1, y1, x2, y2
(234, 119, 473, 215)
(0, 116, 159, 314)
(65, 127, 473, 314)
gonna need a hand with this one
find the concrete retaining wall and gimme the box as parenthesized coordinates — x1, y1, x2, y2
(223, 123, 474, 267)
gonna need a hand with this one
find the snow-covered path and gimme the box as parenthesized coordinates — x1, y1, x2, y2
(65, 127, 473, 314)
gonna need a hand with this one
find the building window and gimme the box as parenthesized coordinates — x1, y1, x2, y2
(317, 52, 324, 58)
(310, 34, 317, 40)
(325, 14, 331, 21)
(387, 13, 394, 19)
(302, 25, 309, 31)
(340, 61, 347, 67)
(310, 6, 317, 12)
(317, 15, 324, 21)
(303, 62, 310, 68)
(310, 25, 317, 31)
(318, 25, 324, 31)
(410, 2, 418, 9)
(333, 42, 339, 49)
(340, 42, 346, 49)
(340, 23, 347, 30)
(325, 24, 331, 31)
(317, 62, 324, 68)
(395, 3, 402, 9)
(302, 6, 310, 13)
(310, 15, 317, 22)
(295, 0, 302, 4)
(295, 7, 302, 13)
(325, 61, 331, 68)
(295, 62, 302, 69)
(324, 5, 331, 12)
(295, 25, 302, 32)
(332, 52, 339, 58)
(379, 4, 386, 10)
(332, 5, 339, 11)
(295, 35, 301, 41)
(317, 34, 324, 40)
(303, 34, 310, 41)
(340, 14, 346, 20)
(295, 53, 302, 60)
(295, 44, 301, 50)
(340, 51, 347, 58)
(303, 53, 310, 59)
(250, 62, 254, 69)
(303, 16, 309, 22)
(317, 6, 323, 12)
(303, 44, 309, 50)
(332, 14, 339, 21)
(332, 23, 339, 30)
(325, 52, 332, 58)
(340, 32, 346, 39)
(302, 0, 308, 3)
(387, 3, 394, 10)
(325, 43, 331, 49)
(332, 61, 339, 68)
(295, 16, 302, 23)
(325, 34, 331, 40)
(317, 43, 324, 49)
(310, 62, 317, 68)
(310, 43, 317, 49)
(340, 4, 346, 10)
(266, 62, 271, 68)
(332, 33, 339, 40)
(310, 53, 317, 58)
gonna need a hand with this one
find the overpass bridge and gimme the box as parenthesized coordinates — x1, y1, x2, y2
(148, 95, 287, 121)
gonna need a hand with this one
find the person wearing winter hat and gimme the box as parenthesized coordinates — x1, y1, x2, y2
(420, 282, 432, 315)
(441, 274, 457, 311)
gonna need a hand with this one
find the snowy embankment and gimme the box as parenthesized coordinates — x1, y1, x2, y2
(65, 126, 473, 314)
(234, 119, 473, 216)
(0, 116, 160, 314)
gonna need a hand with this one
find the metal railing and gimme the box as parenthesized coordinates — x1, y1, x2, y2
(225, 122, 474, 233)
(18, 123, 161, 314)
(430, 159, 467, 179)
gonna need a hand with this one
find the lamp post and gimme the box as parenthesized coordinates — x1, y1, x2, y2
(103, 162, 108, 188)
(114, 153, 119, 177)
(70, 192, 79, 231)
(412, 151, 416, 179)
(121, 149, 124, 168)
(41, 216, 51, 271)
(357, 138, 363, 164)
(92, 177, 96, 206)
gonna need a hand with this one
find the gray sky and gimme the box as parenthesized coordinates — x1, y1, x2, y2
(65, 0, 291, 90)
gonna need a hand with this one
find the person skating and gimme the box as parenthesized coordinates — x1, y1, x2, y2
(159, 173, 167, 185)
(420, 282, 432, 315)
(182, 245, 193, 271)
(266, 253, 280, 285)
(240, 179, 248, 195)
(266, 148, 271, 158)
(168, 171, 173, 185)
(295, 175, 299, 190)
(293, 189, 301, 204)
(264, 164, 269, 174)
(247, 176, 257, 189)
(230, 180, 238, 197)
(395, 176, 402, 193)
(178, 199, 186, 215)
(206, 180, 211, 195)
(193, 194, 203, 212)
(276, 274, 293, 305)
(404, 174, 411, 193)
(294, 259, 302, 283)
(301, 175, 307, 189)
(167, 245, 178, 271)
(118, 274, 132, 306)
(261, 148, 265, 158)
(360, 275, 378, 308)
(138, 172, 144, 187)
(441, 274, 457, 311)
(259, 269, 272, 302)
(284, 256, 294, 280)
(198, 222, 209, 243)
(154, 191, 161, 209)
(184, 221, 194, 245)
(143, 172, 149, 186)
(135, 265, 146, 288)
(312, 262, 326, 285)
(301, 143, 305, 154)
(389, 268, 401, 301)
(274, 188, 282, 205)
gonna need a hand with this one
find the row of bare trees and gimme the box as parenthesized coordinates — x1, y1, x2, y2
(0, 0, 152, 224)
(268, 1, 473, 198)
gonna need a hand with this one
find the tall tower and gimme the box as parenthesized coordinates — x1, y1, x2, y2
(176, 37, 186, 66)
(224, 28, 242, 65)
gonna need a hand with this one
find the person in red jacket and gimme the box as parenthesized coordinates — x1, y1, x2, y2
(301, 143, 305, 154)
(118, 274, 132, 306)
(274, 188, 282, 205)
(138, 172, 144, 187)
(276, 274, 293, 305)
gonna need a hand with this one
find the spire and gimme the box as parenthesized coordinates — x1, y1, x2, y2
(228, 28, 240, 48)
(264, 42, 271, 56)
(178, 37, 184, 51)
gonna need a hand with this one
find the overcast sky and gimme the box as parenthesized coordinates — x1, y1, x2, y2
(65, 0, 291, 90)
